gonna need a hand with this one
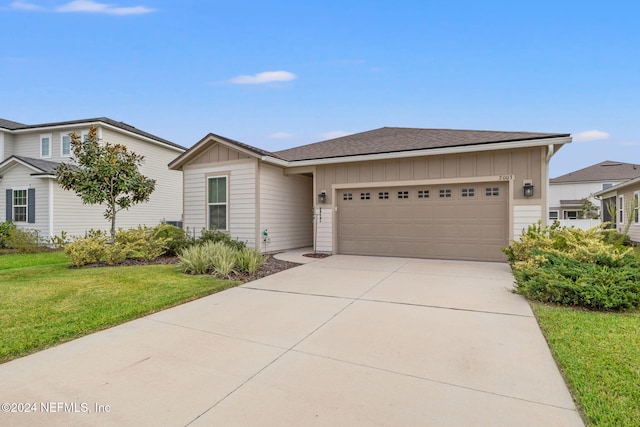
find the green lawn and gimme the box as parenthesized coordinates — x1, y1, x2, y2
(533, 304, 640, 426)
(0, 252, 237, 363)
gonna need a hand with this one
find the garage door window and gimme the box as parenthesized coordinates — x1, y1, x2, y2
(360, 192, 370, 200)
(439, 189, 452, 198)
(343, 193, 353, 201)
(397, 191, 409, 199)
(378, 192, 389, 200)
(418, 190, 430, 198)
(486, 187, 500, 196)
(462, 188, 475, 197)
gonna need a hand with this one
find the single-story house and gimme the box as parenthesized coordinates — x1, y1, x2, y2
(548, 160, 640, 226)
(594, 176, 640, 243)
(169, 127, 572, 262)
(0, 117, 186, 240)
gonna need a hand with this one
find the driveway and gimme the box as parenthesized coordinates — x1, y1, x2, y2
(0, 255, 584, 426)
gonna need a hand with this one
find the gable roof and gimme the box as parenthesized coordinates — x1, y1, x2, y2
(594, 175, 640, 198)
(0, 117, 185, 151)
(0, 155, 61, 176)
(273, 127, 570, 161)
(551, 160, 640, 184)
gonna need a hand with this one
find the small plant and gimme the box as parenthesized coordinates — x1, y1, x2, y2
(0, 221, 17, 249)
(50, 231, 69, 249)
(197, 229, 246, 251)
(211, 242, 238, 278)
(236, 247, 266, 275)
(178, 242, 215, 275)
(153, 223, 188, 256)
(5, 228, 41, 254)
(64, 235, 109, 267)
(115, 226, 169, 261)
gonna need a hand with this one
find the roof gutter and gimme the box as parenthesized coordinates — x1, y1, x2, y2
(261, 136, 572, 168)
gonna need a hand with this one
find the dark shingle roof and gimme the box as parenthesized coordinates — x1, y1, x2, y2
(0, 118, 27, 129)
(551, 160, 640, 183)
(3, 155, 62, 175)
(0, 117, 185, 151)
(273, 127, 569, 161)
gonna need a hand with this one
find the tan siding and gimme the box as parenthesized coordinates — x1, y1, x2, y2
(618, 186, 640, 243)
(315, 207, 333, 252)
(190, 144, 251, 165)
(259, 163, 313, 252)
(316, 147, 545, 205)
(182, 160, 257, 246)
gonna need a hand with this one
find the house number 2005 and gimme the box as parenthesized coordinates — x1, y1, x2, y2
(499, 175, 514, 181)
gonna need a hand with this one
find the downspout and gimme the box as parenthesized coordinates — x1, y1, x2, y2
(544, 144, 555, 226)
(49, 179, 54, 241)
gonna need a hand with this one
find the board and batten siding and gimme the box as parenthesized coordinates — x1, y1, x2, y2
(0, 165, 50, 237)
(259, 163, 313, 253)
(183, 159, 258, 247)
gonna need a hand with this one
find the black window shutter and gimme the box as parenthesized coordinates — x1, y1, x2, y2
(27, 188, 36, 224)
(5, 189, 11, 222)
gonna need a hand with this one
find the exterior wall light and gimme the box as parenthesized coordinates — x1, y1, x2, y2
(318, 191, 327, 204)
(523, 181, 534, 198)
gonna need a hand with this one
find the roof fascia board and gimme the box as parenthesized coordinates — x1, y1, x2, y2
(0, 157, 44, 174)
(594, 176, 640, 198)
(262, 136, 572, 168)
(169, 134, 261, 170)
(8, 120, 184, 153)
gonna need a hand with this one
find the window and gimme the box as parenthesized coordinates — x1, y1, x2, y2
(461, 188, 475, 197)
(439, 189, 451, 198)
(61, 134, 72, 156)
(13, 190, 28, 222)
(397, 191, 409, 199)
(602, 183, 613, 190)
(40, 134, 51, 158)
(486, 187, 500, 196)
(635, 192, 639, 224)
(378, 192, 389, 200)
(207, 176, 227, 230)
(548, 211, 559, 220)
(360, 192, 370, 200)
(564, 210, 579, 220)
(417, 190, 429, 198)
(343, 193, 353, 201)
(619, 195, 625, 224)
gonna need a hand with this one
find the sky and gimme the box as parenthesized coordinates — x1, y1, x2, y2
(1, 0, 639, 177)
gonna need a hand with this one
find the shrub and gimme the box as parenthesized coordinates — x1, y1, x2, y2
(153, 223, 188, 256)
(65, 235, 108, 267)
(0, 221, 17, 249)
(5, 228, 41, 254)
(211, 242, 238, 278)
(115, 226, 168, 261)
(505, 222, 640, 311)
(197, 229, 246, 251)
(236, 247, 266, 275)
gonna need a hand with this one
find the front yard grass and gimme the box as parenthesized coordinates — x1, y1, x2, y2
(0, 253, 237, 364)
(533, 303, 640, 426)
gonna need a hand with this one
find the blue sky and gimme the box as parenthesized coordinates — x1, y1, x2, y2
(1, 0, 638, 177)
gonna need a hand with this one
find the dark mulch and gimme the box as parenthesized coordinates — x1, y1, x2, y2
(78, 254, 302, 284)
(303, 252, 331, 259)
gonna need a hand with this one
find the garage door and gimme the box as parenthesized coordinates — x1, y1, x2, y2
(337, 183, 508, 262)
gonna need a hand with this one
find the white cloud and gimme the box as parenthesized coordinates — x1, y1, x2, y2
(573, 130, 610, 142)
(9, 1, 45, 11)
(230, 71, 297, 85)
(320, 130, 351, 140)
(56, 0, 155, 15)
(268, 132, 294, 140)
(10, 0, 155, 14)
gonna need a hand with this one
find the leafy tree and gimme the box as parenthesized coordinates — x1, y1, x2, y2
(580, 197, 600, 219)
(55, 126, 156, 242)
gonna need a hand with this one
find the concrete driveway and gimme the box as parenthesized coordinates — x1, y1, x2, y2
(0, 255, 584, 426)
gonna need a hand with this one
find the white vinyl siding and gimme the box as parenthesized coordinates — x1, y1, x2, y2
(513, 205, 542, 241)
(315, 207, 333, 252)
(1, 166, 50, 237)
(183, 160, 257, 246)
(259, 163, 313, 253)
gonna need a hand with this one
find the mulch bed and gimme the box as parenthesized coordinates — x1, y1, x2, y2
(79, 254, 303, 284)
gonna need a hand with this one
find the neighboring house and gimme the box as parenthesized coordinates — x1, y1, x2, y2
(0, 117, 185, 240)
(169, 127, 571, 262)
(594, 177, 640, 243)
(548, 160, 640, 229)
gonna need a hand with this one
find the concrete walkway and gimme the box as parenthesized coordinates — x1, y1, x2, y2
(0, 255, 584, 426)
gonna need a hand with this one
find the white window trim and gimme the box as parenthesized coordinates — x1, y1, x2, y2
(13, 188, 29, 223)
(60, 133, 72, 157)
(619, 195, 625, 225)
(634, 192, 639, 224)
(207, 175, 228, 231)
(40, 133, 52, 158)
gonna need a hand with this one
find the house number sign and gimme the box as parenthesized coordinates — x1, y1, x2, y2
(499, 175, 514, 181)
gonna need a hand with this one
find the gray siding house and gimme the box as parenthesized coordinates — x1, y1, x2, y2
(170, 127, 571, 262)
(0, 117, 185, 240)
